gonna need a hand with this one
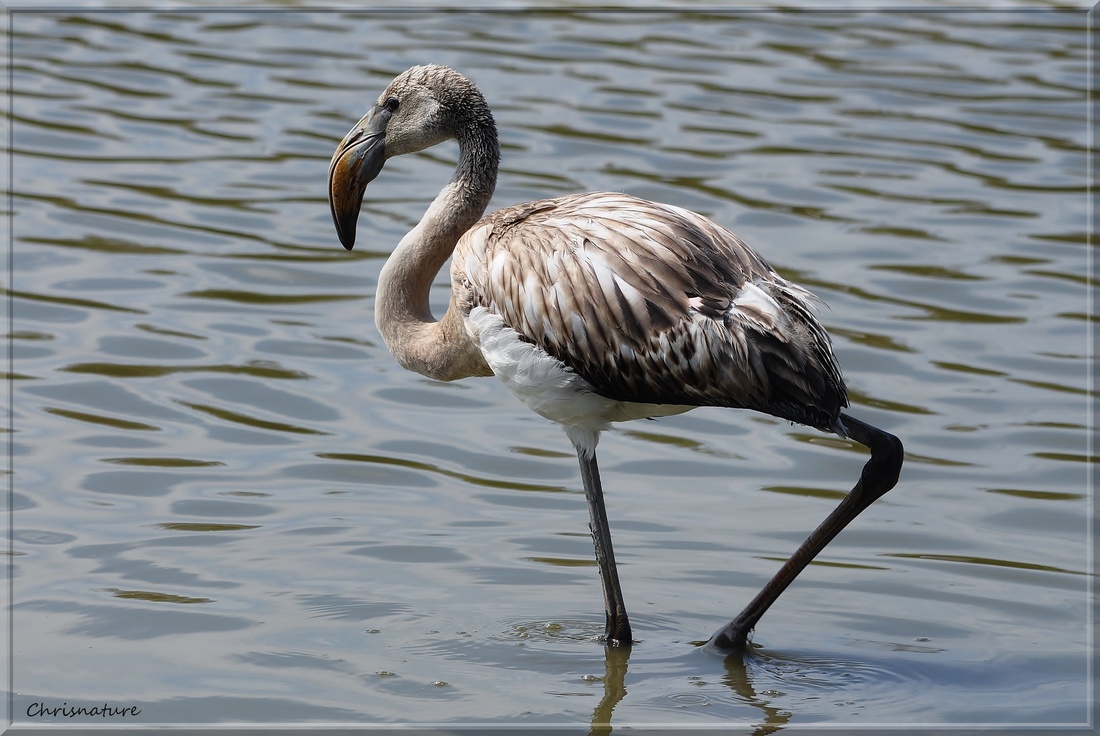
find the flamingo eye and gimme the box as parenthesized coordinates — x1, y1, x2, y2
(383, 97, 399, 113)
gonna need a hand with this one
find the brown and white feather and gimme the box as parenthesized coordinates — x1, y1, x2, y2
(452, 192, 848, 433)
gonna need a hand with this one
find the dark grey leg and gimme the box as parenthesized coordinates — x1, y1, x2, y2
(709, 413, 904, 651)
(577, 449, 633, 646)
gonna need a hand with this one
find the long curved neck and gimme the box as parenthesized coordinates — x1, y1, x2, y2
(374, 121, 498, 381)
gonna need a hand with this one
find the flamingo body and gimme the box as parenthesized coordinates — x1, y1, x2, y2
(453, 191, 847, 451)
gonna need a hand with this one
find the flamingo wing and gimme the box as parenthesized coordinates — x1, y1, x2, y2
(453, 192, 848, 432)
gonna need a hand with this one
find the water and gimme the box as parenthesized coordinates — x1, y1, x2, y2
(7, 7, 1091, 734)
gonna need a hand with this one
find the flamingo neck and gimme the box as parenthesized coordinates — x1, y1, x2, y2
(374, 124, 498, 381)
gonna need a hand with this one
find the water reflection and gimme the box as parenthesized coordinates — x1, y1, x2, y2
(716, 650, 792, 736)
(585, 641, 935, 734)
(589, 646, 629, 735)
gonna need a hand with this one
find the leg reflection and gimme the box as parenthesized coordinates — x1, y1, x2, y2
(589, 644, 630, 735)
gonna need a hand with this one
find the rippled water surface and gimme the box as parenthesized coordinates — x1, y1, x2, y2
(8, 7, 1091, 733)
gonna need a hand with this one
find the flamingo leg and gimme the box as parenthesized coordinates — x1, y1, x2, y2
(577, 449, 634, 646)
(708, 413, 904, 651)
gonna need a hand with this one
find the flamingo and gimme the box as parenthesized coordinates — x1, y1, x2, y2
(327, 64, 903, 650)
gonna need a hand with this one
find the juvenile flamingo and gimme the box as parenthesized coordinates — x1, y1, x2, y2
(328, 64, 903, 649)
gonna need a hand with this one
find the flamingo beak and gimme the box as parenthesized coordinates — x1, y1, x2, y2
(328, 107, 389, 250)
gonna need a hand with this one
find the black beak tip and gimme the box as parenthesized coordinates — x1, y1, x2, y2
(333, 215, 357, 251)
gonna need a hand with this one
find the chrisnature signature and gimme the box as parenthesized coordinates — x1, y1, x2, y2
(26, 701, 141, 719)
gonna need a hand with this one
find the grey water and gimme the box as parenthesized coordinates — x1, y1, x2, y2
(7, 7, 1091, 734)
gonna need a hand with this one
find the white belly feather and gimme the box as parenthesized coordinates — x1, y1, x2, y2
(465, 307, 691, 455)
